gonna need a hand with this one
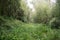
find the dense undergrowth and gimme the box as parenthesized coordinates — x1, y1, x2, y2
(0, 16, 60, 40)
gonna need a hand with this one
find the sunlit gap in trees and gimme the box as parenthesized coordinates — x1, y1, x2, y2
(25, 0, 35, 12)
(26, 0, 56, 12)
(50, 0, 56, 3)
(50, 0, 56, 7)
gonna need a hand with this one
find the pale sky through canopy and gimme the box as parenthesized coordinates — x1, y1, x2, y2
(26, 0, 56, 12)
(51, 0, 56, 3)
(26, 0, 35, 12)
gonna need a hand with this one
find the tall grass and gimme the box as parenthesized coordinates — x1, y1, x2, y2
(0, 16, 60, 40)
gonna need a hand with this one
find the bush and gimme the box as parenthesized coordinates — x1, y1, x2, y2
(49, 18, 60, 29)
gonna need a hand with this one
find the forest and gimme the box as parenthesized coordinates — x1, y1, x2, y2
(0, 0, 60, 40)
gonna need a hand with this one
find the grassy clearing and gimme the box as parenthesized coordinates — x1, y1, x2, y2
(0, 16, 60, 40)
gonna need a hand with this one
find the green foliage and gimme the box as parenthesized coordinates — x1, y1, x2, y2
(0, 0, 24, 21)
(0, 16, 60, 40)
(49, 0, 60, 29)
(33, 0, 53, 24)
(51, 0, 60, 18)
(0, 0, 60, 40)
(49, 18, 60, 29)
(34, 7, 51, 24)
(20, 0, 33, 22)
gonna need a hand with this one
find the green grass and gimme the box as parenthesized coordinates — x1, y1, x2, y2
(0, 16, 60, 40)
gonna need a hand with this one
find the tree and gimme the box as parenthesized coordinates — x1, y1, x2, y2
(0, 0, 24, 21)
(49, 0, 60, 29)
(34, 0, 52, 24)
